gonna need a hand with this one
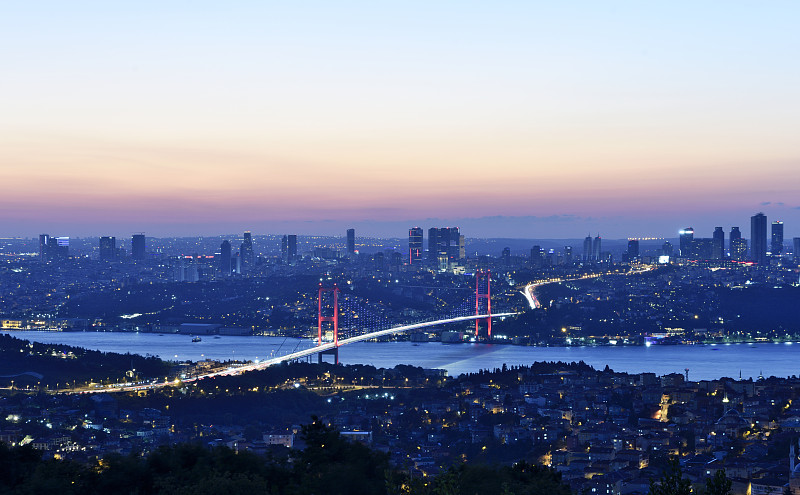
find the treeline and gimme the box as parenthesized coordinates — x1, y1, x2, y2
(461, 361, 598, 385)
(0, 333, 170, 387)
(0, 418, 571, 495)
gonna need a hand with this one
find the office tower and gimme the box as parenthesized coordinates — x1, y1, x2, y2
(241, 231, 254, 271)
(408, 227, 423, 264)
(679, 228, 694, 258)
(281, 235, 288, 261)
(39, 234, 49, 261)
(750, 213, 767, 264)
(592, 235, 602, 261)
(99, 236, 116, 261)
(627, 239, 639, 260)
(712, 227, 724, 260)
(662, 240, 674, 257)
(530, 245, 543, 268)
(564, 246, 573, 264)
(40, 235, 68, 260)
(583, 236, 592, 261)
(730, 227, 747, 262)
(132, 233, 146, 260)
(427, 228, 439, 265)
(694, 238, 713, 260)
(794, 238, 800, 264)
(426, 227, 463, 270)
(501, 247, 511, 266)
(219, 240, 232, 275)
(286, 234, 297, 263)
(772, 221, 784, 256)
(346, 228, 356, 254)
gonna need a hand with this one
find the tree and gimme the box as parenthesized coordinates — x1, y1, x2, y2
(649, 459, 691, 495)
(703, 470, 732, 495)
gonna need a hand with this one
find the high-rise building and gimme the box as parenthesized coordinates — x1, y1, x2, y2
(240, 231, 254, 271)
(662, 240, 674, 257)
(40, 234, 69, 260)
(627, 239, 640, 260)
(501, 247, 511, 266)
(679, 228, 694, 258)
(750, 213, 767, 265)
(694, 238, 713, 260)
(39, 234, 49, 261)
(771, 221, 784, 256)
(583, 236, 592, 261)
(219, 240, 232, 275)
(730, 227, 747, 261)
(592, 235, 602, 262)
(132, 233, 146, 260)
(408, 227, 423, 264)
(346, 228, 356, 254)
(427, 227, 463, 271)
(99, 236, 116, 261)
(530, 245, 543, 268)
(794, 237, 800, 264)
(427, 228, 439, 266)
(286, 234, 297, 263)
(712, 227, 724, 260)
(564, 246, 573, 264)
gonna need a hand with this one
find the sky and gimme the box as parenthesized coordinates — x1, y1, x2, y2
(1, 2, 799, 239)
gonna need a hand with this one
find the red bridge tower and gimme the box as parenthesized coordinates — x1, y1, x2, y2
(317, 283, 340, 363)
(475, 270, 492, 339)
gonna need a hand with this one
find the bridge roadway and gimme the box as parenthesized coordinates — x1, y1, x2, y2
(80, 312, 518, 394)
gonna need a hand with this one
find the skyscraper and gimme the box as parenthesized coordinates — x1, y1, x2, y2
(794, 237, 800, 264)
(627, 239, 639, 260)
(408, 227, 423, 264)
(501, 247, 511, 266)
(662, 240, 674, 257)
(679, 228, 694, 258)
(240, 231, 254, 271)
(771, 221, 784, 256)
(427, 227, 463, 271)
(592, 235, 602, 262)
(346, 228, 356, 254)
(530, 245, 543, 268)
(750, 213, 767, 265)
(132, 233, 145, 260)
(39, 234, 49, 261)
(219, 240, 232, 275)
(99, 236, 116, 261)
(286, 234, 297, 263)
(712, 227, 724, 260)
(583, 236, 592, 261)
(730, 227, 747, 262)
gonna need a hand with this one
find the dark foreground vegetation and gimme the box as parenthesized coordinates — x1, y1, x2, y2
(0, 417, 570, 495)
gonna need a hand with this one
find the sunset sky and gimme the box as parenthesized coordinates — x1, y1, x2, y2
(2, 2, 799, 239)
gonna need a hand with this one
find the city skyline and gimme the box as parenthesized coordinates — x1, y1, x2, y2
(2, 2, 799, 238)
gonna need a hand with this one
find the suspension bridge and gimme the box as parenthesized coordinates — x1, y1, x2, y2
(78, 270, 518, 393)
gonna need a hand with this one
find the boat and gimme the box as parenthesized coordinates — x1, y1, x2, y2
(192, 336, 202, 343)
(213, 336, 221, 339)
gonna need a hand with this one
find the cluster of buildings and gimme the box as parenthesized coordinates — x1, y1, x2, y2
(5, 362, 799, 495)
(675, 212, 797, 265)
(315, 365, 800, 495)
